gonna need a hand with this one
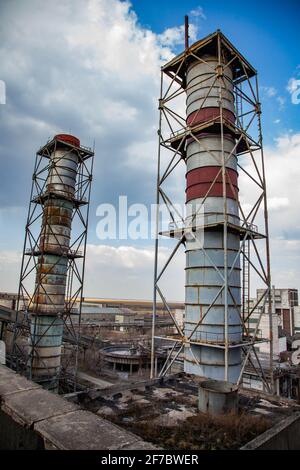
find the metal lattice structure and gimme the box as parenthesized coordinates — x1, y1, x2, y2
(9, 135, 94, 390)
(151, 30, 274, 392)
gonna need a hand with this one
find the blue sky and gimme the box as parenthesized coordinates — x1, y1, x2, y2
(131, 0, 300, 143)
(0, 0, 299, 299)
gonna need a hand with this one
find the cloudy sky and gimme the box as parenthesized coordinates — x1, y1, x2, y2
(0, 0, 300, 301)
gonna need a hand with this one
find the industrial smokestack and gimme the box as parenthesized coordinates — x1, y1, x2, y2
(30, 134, 81, 388)
(184, 55, 242, 383)
(152, 28, 271, 397)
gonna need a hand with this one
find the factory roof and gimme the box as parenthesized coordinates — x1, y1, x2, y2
(83, 297, 184, 308)
(81, 305, 135, 315)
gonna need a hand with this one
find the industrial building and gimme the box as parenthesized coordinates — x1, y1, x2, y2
(257, 288, 299, 336)
(1, 22, 300, 451)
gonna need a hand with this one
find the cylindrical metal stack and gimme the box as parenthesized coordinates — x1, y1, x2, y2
(184, 56, 242, 383)
(30, 134, 80, 386)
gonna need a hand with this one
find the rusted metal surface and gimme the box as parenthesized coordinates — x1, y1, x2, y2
(29, 137, 80, 382)
(198, 379, 238, 414)
(30, 317, 64, 379)
(31, 147, 77, 323)
(184, 15, 189, 50)
(101, 345, 158, 368)
(12, 134, 94, 389)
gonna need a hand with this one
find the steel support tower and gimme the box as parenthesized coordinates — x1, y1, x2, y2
(10, 134, 94, 390)
(151, 29, 274, 391)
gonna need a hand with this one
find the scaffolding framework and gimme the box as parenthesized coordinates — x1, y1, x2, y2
(150, 30, 274, 392)
(9, 136, 94, 389)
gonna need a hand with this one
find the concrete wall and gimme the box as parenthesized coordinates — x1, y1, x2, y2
(241, 413, 300, 450)
(0, 365, 156, 450)
(0, 409, 44, 449)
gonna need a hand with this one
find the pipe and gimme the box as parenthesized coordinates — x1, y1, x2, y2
(185, 15, 189, 50)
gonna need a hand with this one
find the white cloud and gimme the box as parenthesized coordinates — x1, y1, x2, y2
(190, 6, 206, 19)
(84, 244, 185, 300)
(276, 96, 286, 108)
(275, 132, 300, 149)
(260, 86, 285, 109)
(269, 240, 300, 289)
(0, 1, 300, 300)
(261, 86, 277, 97)
(0, 250, 21, 293)
(267, 197, 289, 211)
(245, 135, 300, 227)
(158, 24, 198, 47)
(268, 87, 277, 97)
(0, 0, 190, 298)
(157, 4, 206, 47)
(258, 134, 300, 237)
(0, 250, 20, 265)
(238, 132, 300, 291)
(0, 0, 188, 211)
(0, 243, 185, 300)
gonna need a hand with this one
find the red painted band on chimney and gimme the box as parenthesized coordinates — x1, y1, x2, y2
(187, 107, 235, 127)
(186, 166, 238, 202)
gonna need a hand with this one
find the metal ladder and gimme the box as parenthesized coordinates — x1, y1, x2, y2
(242, 239, 250, 332)
(236, 81, 244, 128)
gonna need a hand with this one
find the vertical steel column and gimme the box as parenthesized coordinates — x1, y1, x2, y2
(151, 71, 164, 379)
(256, 75, 274, 392)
